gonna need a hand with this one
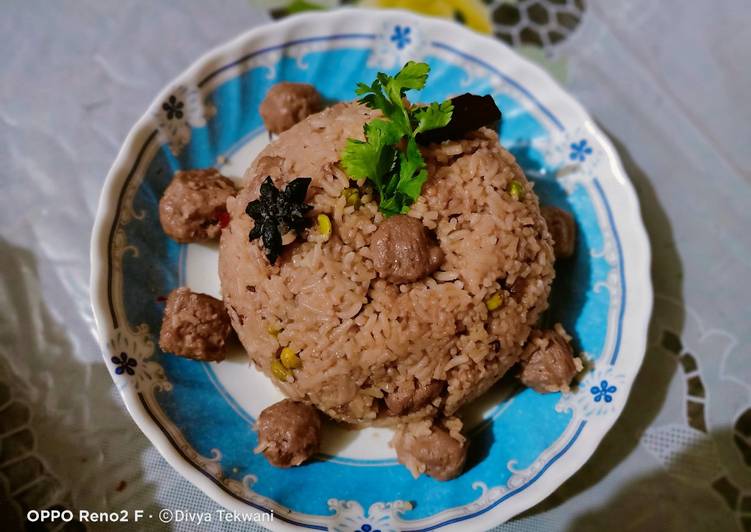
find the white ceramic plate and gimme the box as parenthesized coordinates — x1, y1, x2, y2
(90, 9, 652, 531)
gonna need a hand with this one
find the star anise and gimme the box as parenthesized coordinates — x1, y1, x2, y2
(245, 176, 313, 264)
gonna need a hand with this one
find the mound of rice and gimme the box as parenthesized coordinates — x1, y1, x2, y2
(219, 102, 555, 425)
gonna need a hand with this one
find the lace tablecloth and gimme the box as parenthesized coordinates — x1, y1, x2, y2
(1, 0, 749, 530)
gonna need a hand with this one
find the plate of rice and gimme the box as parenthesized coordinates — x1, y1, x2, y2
(90, 8, 652, 531)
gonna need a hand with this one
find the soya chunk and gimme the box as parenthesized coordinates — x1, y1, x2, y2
(255, 399, 321, 467)
(393, 419, 467, 481)
(159, 168, 235, 243)
(541, 206, 576, 259)
(259, 83, 322, 134)
(371, 215, 443, 283)
(519, 326, 582, 393)
(384, 379, 444, 416)
(159, 287, 231, 361)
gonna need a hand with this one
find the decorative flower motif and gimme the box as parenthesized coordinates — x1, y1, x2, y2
(390, 25, 412, 49)
(328, 499, 411, 532)
(590, 380, 617, 403)
(154, 85, 215, 156)
(111, 352, 138, 376)
(569, 139, 593, 162)
(162, 95, 185, 120)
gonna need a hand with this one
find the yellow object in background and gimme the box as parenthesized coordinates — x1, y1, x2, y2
(361, 0, 493, 34)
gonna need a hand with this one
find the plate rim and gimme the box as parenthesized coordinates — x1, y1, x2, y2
(90, 7, 653, 530)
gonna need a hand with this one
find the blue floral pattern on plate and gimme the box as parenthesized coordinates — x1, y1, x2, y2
(111, 352, 137, 376)
(569, 139, 593, 161)
(590, 380, 617, 403)
(390, 25, 411, 49)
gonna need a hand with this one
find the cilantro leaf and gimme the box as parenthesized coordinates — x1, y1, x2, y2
(378, 195, 403, 217)
(365, 118, 403, 147)
(393, 61, 430, 91)
(341, 139, 375, 181)
(396, 137, 428, 199)
(341, 118, 400, 192)
(357, 79, 393, 118)
(341, 61, 453, 216)
(413, 100, 454, 135)
(355, 82, 372, 95)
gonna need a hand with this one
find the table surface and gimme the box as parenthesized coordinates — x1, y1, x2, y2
(1, 0, 750, 530)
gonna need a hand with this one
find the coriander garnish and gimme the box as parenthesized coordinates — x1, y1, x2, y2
(341, 61, 453, 217)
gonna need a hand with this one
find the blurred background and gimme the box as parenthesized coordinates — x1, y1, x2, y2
(1, 0, 750, 530)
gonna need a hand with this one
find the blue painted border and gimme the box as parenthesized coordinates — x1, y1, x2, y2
(137, 393, 329, 530)
(198, 34, 377, 88)
(593, 178, 626, 365)
(108, 31, 628, 530)
(405, 421, 587, 532)
(107, 129, 159, 327)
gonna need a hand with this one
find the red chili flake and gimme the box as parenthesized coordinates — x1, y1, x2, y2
(214, 207, 230, 229)
(115, 480, 127, 492)
(156, 296, 167, 303)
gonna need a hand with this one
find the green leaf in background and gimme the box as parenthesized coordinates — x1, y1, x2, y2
(284, 0, 325, 15)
